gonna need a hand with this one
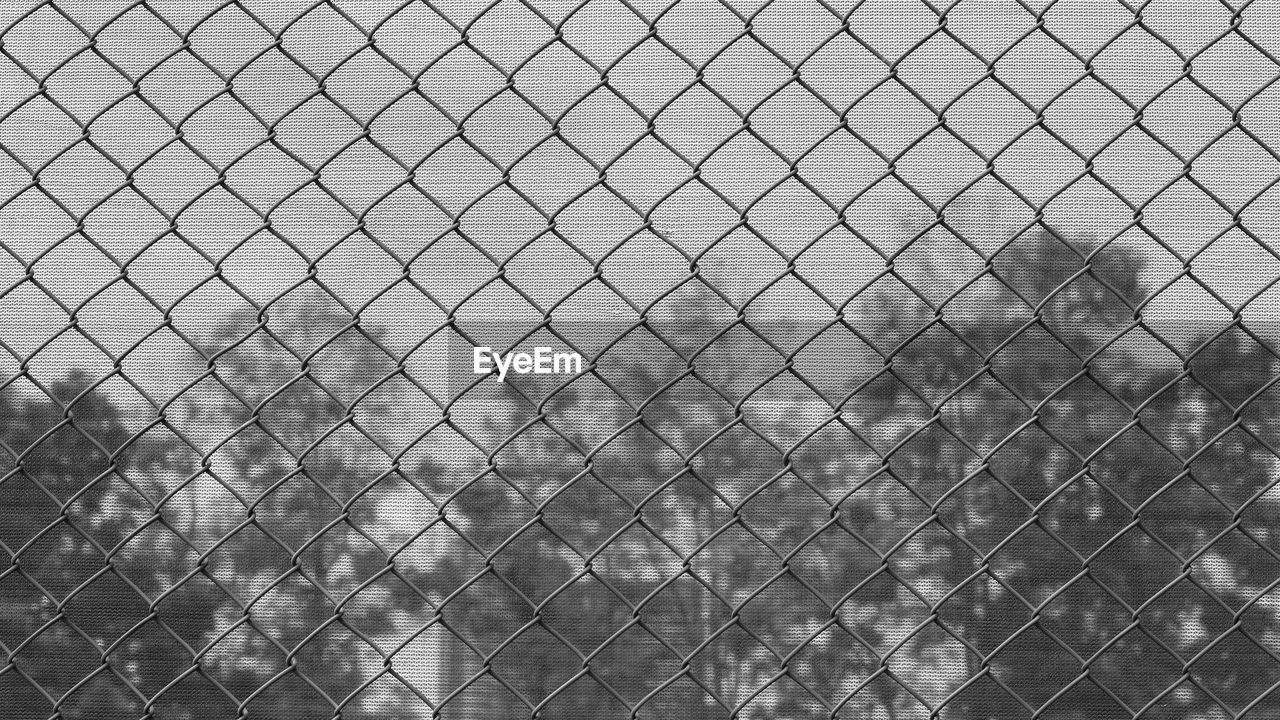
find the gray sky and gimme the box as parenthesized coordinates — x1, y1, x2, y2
(2, 0, 1279, 407)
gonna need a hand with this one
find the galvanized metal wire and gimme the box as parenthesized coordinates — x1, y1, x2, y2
(3, 0, 1280, 718)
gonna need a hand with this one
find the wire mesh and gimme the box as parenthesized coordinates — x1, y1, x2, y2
(3, 0, 1280, 718)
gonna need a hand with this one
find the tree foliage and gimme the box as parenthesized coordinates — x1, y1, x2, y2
(4, 233, 1279, 719)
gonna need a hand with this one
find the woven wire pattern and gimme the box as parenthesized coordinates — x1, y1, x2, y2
(3, 0, 1280, 718)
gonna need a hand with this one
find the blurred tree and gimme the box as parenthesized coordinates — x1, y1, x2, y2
(0, 297, 419, 720)
(135, 298, 410, 720)
(6, 235, 1280, 720)
(0, 370, 146, 718)
(420, 228, 1280, 720)
(920, 231, 1280, 720)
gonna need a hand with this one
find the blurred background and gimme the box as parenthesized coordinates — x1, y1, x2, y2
(2, 0, 1280, 717)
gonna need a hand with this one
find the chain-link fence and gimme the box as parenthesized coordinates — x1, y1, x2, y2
(3, 0, 1280, 718)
